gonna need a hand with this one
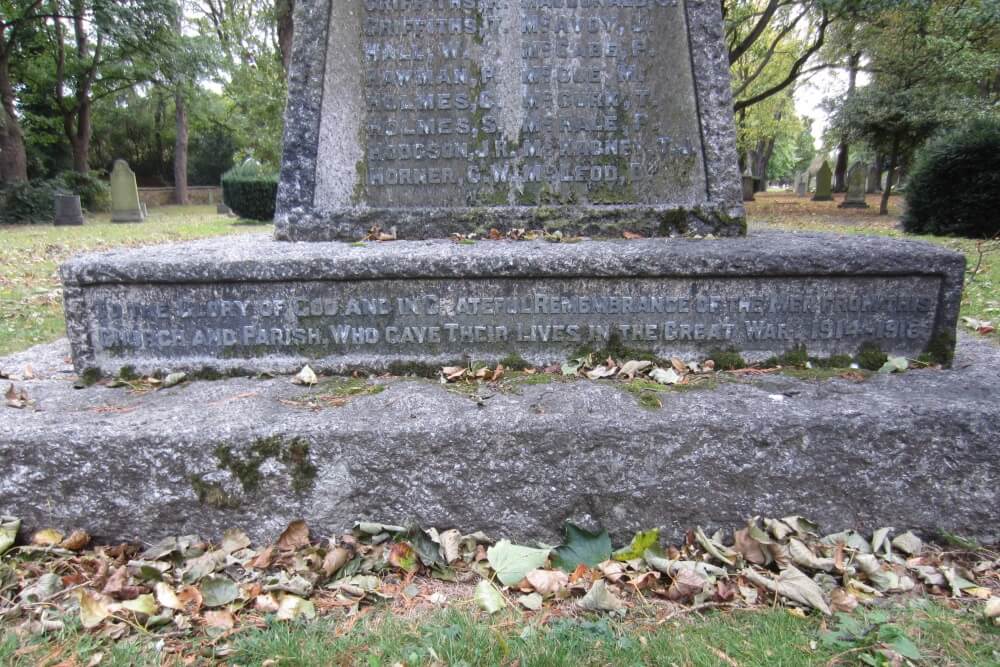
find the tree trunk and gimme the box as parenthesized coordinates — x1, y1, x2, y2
(834, 53, 860, 193)
(867, 155, 882, 194)
(880, 136, 901, 216)
(755, 138, 776, 192)
(276, 0, 294, 75)
(0, 50, 28, 183)
(72, 98, 91, 173)
(174, 90, 188, 204)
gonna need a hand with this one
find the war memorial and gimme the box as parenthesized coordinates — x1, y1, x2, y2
(1, 0, 995, 545)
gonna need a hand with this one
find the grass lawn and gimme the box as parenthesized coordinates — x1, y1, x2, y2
(0, 206, 270, 356)
(1, 599, 997, 666)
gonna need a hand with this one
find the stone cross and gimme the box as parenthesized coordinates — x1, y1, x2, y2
(839, 162, 870, 209)
(110, 159, 146, 223)
(812, 161, 834, 202)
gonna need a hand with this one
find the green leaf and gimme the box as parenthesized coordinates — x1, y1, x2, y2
(0, 517, 20, 557)
(552, 523, 612, 572)
(200, 575, 239, 608)
(276, 594, 316, 621)
(878, 357, 908, 374)
(475, 580, 506, 615)
(487, 540, 550, 587)
(612, 529, 660, 562)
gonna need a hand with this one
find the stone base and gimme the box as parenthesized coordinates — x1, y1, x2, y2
(111, 210, 145, 223)
(812, 196, 834, 202)
(1, 336, 997, 545)
(60, 232, 964, 378)
(275, 204, 745, 242)
(839, 201, 871, 209)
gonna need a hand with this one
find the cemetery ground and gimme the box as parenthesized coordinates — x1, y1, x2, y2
(1, 195, 999, 665)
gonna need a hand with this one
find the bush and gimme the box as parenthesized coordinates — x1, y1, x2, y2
(221, 162, 278, 221)
(0, 179, 63, 224)
(58, 171, 111, 212)
(903, 119, 1000, 238)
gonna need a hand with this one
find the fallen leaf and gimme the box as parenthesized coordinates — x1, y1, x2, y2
(734, 528, 769, 566)
(59, 529, 90, 551)
(487, 540, 550, 586)
(162, 372, 187, 388)
(577, 580, 624, 612)
(276, 520, 310, 551)
(221, 529, 251, 554)
(618, 360, 652, 380)
(5, 383, 29, 408)
(388, 542, 418, 572)
(292, 366, 318, 386)
(613, 529, 660, 562)
(667, 568, 707, 602)
(322, 546, 351, 577)
(985, 598, 1000, 621)
(119, 594, 157, 617)
(474, 580, 506, 614)
(78, 590, 111, 629)
(552, 524, 612, 572)
(891, 531, 923, 556)
(276, 595, 316, 621)
(203, 609, 235, 630)
(878, 357, 908, 374)
(651, 368, 681, 385)
(586, 365, 617, 380)
(437, 529, 462, 563)
(31, 528, 63, 547)
(0, 516, 19, 556)
(176, 585, 204, 612)
(623, 231, 644, 240)
(525, 569, 568, 596)
(830, 588, 859, 613)
(743, 566, 831, 615)
(518, 592, 543, 611)
(154, 582, 183, 610)
(201, 576, 239, 608)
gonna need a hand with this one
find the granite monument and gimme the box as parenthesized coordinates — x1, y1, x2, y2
(110, 160, 146, 223)
(54, 194, 85, 226)
(812, 160, 834, 202)
(839, 161, 869, 209)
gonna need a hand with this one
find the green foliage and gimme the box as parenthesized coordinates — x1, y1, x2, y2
(0, 179, 63, 224)
(221, 162, 278, 221)
(821, 611, 922, 665)
(551, 524, 612, 572)
(57, 171, 110, 212)
(856, 343, 888, 371)
(903, 120, 1000, 239)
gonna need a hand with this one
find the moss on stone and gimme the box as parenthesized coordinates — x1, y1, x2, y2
(508, 372, 553, 386)
(657, 209, 690, 236)
(499, 353, 531, 371)
(190, 475, 240, 509)
(117, 365, 139, 381)
(573, 332, 661, 365)
(856, 343, 888, 371)
(620, 381, 664, 410)
(79, 367, 102, 386)
(709, 349, 746, 371)
(765, 345, 810, 368)
(387, 361, 441, 378)
(923, 331, 956, 367)
(213, 436, 317, 497)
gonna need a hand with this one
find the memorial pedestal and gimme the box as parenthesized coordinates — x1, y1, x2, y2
(61, 232, 964, 378)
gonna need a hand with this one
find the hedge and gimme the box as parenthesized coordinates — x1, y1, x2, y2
(221, 162, 278, 221)
(903, 119, 1000, 239)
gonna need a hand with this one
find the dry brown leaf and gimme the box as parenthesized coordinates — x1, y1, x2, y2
(176, 585, 203, 612)
(276, 520, 310, 551)
(249, 545, 274, 569)
(670, 357, 688, 374)
(31, 528, 64, 546)
(733, 529, 768, 565)
(831, 587, 859, 613)
(203, 609, 235, 630)
(60, 529, 91, 551)
(322, 547, 351, 577)
(525, 569, 569, 596)
(101, 566, 128, 598)
(623, 231, 644, 240)
(667, 568, 706, 602)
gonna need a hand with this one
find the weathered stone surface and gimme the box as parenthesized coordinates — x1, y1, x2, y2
(60, 232, 964, 377)
(839, 161, 870, 209)
(110, 160, 145, 223)
(54, 194, 84, 226)
(275, 0, 744, 241)
(1, 335, 997, 546)
(812, 161, 834, 202)
(795, 173, 807, 197)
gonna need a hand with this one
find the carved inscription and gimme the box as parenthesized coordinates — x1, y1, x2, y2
(86, 276, 941, 362)
(337, 0, 707, 208)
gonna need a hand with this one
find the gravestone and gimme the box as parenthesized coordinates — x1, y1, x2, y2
(58, 0, 964, 379)
(38, 0, 973, 545)
(110, 160, 146, 223)
(839, 162, 869, 209)
(795, 173, 808, 197)
(53, 194, 85, 226)
(812, 161, 834, 202)
(276, 0, 744, 241)
(742, 171, 756, 202)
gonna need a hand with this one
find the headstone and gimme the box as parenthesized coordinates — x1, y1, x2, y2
(53, 194, 85, 226)
(795, 174, 808, 197)
(812, 161, 834, 202)
(59, 2, 964, 385)
(742, 173, 756, 202)
(839, 162, 870, 209)
(275, 0, 745, 241)
(110, 160, 146, 223)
